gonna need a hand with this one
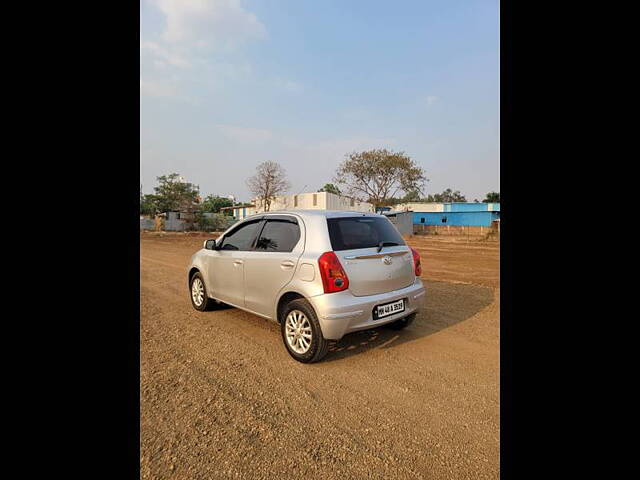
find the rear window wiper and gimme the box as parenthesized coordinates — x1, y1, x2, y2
(377, 241, 399, 253)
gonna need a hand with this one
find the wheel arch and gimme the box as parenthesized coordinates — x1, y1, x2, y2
(188, 253, 209, 289)
(188, 266, 201, 286)
(275, 291, 308, 324)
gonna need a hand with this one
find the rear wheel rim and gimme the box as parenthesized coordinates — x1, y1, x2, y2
(285, 310, 312, 354)
(191, 277, 204, 306)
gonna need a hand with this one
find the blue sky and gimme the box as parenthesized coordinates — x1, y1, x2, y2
(140, 0, 499, 202)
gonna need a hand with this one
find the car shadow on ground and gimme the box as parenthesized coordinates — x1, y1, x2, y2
(322, 280, 494, 363)
(210, 301, 234, 311)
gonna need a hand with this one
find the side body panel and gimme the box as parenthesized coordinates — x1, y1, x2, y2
(243, 216, 307, 317)
(192, 215, 265, 306)
(205, 249, 246, 306)
(271, 213, 333, 320)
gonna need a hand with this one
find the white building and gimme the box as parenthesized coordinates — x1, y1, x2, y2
(226, 192, 374, 220)
(392, 202, 446, 212)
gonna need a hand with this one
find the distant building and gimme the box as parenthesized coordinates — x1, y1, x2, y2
(223, 192, 374, 220)
(164, 211, 191, 231)
(376, 206, 393, 214)
(382, 211, 414, 235)
(139, 217, 155, 230)
(392, 202, 500, 227)
(220, 204, 256, 221)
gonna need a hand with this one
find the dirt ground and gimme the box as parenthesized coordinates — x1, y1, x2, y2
(140, 232, 500, 479)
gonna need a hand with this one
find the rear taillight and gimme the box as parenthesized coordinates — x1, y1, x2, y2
(410, 247, 422, 277)
(318, 251, 350, 293)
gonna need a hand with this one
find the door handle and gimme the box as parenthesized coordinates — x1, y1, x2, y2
(280, 261, 295, 268)
(233, 260, 244, 266)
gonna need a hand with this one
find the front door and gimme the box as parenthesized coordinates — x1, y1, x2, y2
(207, 218, 263, 307)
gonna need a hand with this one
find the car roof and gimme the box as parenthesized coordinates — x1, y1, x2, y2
(259, 210, 381, 219)
(222, 210, 386, 237)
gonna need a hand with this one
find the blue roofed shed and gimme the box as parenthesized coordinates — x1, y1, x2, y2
(394, 202, 500, 227)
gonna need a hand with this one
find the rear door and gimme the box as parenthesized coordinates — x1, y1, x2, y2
(243, 215, 304, 317)
(327, 216, 415, 297)
(206, 218, 263, 306)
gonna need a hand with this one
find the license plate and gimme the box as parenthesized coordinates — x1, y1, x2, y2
(376, 299, 405, 318)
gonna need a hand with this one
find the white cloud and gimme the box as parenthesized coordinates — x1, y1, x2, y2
(274, 77, 303, 93)
(341, 107, 370, 122)
(425, 95, 439, 106)
(140, 40, 191, 68)
(140, 0, 266, 102)
(215, 124, 273, 142)
(140, 79, 178, 98)
(151, 0, 266, 49)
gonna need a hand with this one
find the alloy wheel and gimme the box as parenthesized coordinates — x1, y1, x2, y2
(191, 277, 204, 306)
(285, 310, 312, 354)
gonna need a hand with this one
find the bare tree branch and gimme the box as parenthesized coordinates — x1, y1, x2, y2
(246, 161, 291, 212)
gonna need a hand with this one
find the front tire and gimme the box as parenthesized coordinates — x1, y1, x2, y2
(281, 299, 329, 363)
(189, 272, 211, 311)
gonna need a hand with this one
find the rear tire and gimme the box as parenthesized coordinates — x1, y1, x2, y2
(388, 312, 416, 330)
(281, 299, 329, 363)
(189, 272, 212, 311)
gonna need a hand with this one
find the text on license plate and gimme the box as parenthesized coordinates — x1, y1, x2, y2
(376, 299, 405, 318)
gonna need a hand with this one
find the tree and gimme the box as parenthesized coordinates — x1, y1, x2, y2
(193, 208, 230, 232)
(333, 149, 427, 208)
(201, 194, 233, 213)
(318, 183, 341, 195)
(402, 189, 422, 202)
(246, 161, 290, 212)
(152, 173, 200, 213)
(448, 189, 467, 202)
(193, 208, 210, 232)
(483, 191, 500, 203)
(140, 194, 159, 216)
(425, 188, 467, 203)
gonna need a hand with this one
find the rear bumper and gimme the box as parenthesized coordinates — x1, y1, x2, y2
(308, 279, 426, 340)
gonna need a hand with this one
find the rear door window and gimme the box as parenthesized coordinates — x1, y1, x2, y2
(326, 217, 405, 251)
(255, 219, 300, 252)
(219, 219, 262, 251)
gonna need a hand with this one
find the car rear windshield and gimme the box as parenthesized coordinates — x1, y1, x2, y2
(326, 216, 406, 251)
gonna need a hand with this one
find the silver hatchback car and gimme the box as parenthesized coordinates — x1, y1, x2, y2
(188, 210, 425, 363)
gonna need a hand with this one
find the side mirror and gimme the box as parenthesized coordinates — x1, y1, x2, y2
(204, 239, 217, 250)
